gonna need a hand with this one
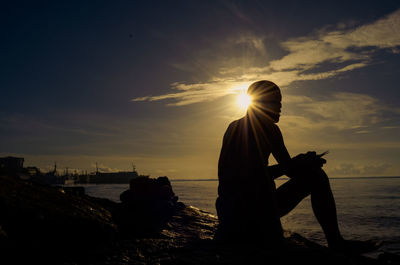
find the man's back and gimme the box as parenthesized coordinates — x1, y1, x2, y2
(216, 115, 283, 242)
(218, 117, 268, 193)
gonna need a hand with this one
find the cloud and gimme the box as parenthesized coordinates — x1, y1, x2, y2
(132, 81, 250, 106)
(280, 92, 390, 133)
(132, 9, 400, 105)
(329, 163, 392, 177)
(294, 92, 380, 129)
(275, 91, 400, 137)
(269, 9, 400, 72)
(223, 1, 253, 24)
(235, 35, 266, 55)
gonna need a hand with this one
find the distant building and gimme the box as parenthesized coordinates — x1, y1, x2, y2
(0, 156, 24, 174)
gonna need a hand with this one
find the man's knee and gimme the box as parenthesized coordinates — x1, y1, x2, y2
(308, 168, 330, 189)
(293, 167, 329, 189)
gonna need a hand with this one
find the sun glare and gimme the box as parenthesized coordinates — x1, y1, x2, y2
(237, 92, 252, 110)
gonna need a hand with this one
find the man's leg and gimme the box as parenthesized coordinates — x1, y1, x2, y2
(276, 168, 381, 253)
(276, 167, 343, 246)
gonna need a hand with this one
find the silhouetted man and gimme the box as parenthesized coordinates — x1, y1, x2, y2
(216, 80, 378, 253)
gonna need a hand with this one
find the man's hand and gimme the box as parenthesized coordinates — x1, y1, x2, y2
(291, 151, 327, 170)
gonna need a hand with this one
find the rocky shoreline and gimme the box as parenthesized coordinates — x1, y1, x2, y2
(0, 175, 396, 264)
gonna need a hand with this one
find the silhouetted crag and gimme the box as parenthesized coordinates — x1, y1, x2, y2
(114, 176, 183, 237)
(0, 175, 394, 265)
(0, 175, 117, 263)
(105, 206, 386, 265)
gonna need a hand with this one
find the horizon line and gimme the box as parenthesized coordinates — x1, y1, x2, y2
(170, 176, 400, 181)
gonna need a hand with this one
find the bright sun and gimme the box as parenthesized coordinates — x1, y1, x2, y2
(237, 92, 252, 110)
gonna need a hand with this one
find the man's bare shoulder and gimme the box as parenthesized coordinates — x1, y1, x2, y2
(223, 118, 245, 141)
(226, 118, 243, 131)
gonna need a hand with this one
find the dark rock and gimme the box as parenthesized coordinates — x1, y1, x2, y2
(379, 252, 400, 265)
(0, 175, 117, 263)
(57, 186, 86, 196)
(114, 176, 181, 237)
(105, 206, 382, 265)
(121, 176, 177, 202)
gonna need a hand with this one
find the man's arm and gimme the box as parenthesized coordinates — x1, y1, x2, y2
(268, 164, 285, 179)
(265, 123, 292, 179)
(265, 124, 328, 179)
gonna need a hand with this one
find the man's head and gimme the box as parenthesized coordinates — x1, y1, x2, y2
(247, 80, 282, 123)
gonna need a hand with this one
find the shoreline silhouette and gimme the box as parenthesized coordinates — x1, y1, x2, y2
(1, 173, 397, 264)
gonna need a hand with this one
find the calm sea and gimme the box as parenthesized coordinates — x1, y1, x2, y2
(79, 177, 400, 256)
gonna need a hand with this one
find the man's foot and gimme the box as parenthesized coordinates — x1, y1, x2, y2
(329, 239, 382, 254)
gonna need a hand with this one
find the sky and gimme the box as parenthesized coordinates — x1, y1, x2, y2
(1, 0, 400, 178)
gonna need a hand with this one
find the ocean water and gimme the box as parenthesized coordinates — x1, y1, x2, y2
(80, 177, 400, 256)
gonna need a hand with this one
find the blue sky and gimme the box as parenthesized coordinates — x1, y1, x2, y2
(1, 1, 400, 178)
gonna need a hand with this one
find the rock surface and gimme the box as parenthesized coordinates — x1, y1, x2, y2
(115, 176, 181, 237)
(0, 175, 391, 264)
(103, 206, 382, 265)
(0, 175, 117, 263)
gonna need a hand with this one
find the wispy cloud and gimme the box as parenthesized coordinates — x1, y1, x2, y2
(132, 9, 400, 105)
(291, 92, 381, 129)
(280, 92, 400, 134)
(132, 81, 250, 106)
(235, 35, 267, 55)
(329, 162, 392, 176)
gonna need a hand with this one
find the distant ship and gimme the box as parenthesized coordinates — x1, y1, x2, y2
(82, 163, 149, 184)
(86, 170, 147, 184)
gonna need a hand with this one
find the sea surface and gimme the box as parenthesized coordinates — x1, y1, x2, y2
(79, 177, 400, 256)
